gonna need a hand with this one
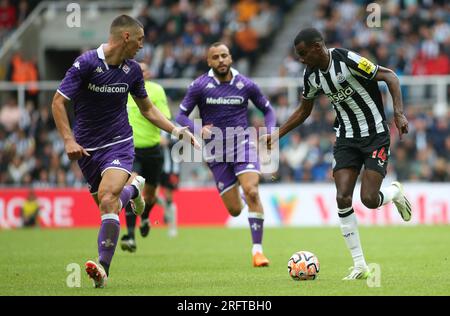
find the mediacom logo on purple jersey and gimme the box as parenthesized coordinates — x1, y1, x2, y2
(206, 96, 244, 105)
(87, 83, 129, 93)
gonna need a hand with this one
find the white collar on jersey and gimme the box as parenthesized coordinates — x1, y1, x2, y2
(320, 48, 334, 74)
(96, 44, 109, 70)
(208, 67, 239, 85)
(96, 44, 125, 70)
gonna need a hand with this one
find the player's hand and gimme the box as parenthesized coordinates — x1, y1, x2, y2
(394, 112, 409, 140)
(201, 124, 213, 139)
(259, 134, 273, 150)
(174, 126, 201, 149)
(64, 139, 90, 160)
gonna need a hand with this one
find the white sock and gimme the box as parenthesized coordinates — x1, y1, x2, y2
(241, 203, 249, 215)
(252, 244, 263, 255)
(101, 213, 120, 222)
(338, 207, 367, 269)
(168, 203, 177, 237)
(378, 184, 400, 207)
(248, 211, 264, 219)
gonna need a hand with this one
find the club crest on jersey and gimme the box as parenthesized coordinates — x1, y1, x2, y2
(122, 64, 130, 74)
(336, 72, 346, 83)
(236, 81, 245, 90)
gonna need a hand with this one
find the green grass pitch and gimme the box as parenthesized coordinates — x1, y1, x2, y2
(1, 226, 449, 296)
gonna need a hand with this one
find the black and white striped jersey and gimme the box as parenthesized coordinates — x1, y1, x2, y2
(161, 131, 180, 175)
(302, 48, 388, 138)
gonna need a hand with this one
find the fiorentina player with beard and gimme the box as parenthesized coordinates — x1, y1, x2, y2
(176, 43, 276, 267)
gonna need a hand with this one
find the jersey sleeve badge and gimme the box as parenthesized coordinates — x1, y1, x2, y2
(357, 57, 376, 74)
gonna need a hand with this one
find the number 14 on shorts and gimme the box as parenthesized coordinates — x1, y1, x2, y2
(372, 147, 388, 162)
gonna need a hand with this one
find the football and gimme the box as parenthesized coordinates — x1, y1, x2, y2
(287, 251, 320, 280)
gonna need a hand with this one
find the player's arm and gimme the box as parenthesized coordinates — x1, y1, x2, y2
(175, 81, 201, 135)
(279, 97, 314, 138)
(133, 96, 175, 134)
(133, 96, 200, 148)
(262, 97, 314, 150)
(263, 67, 319, 148)
(374, 66, 408, 139)
(51, 92, 90, 160)
(250, 82, 276, 133)
(52, 57, 90, 160)
(345, 49, 408, 139)
(175, 107, 195, 134)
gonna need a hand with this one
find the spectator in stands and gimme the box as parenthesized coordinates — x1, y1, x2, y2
(236, 0, 259, 23)
(21, 189, 40, 227)
(234, 21, 259, 67)
(431, 158, 449, 182)
(0, 0, 448, 189)
(0, 96, 20, 132)
(148, 0, 170, 32)
(281, 133, 309, 181)
(16, 0, 30, 26)
(6, 52, 40, 106)
(0, 0, 16, 42)
(392, 145, 411, 182)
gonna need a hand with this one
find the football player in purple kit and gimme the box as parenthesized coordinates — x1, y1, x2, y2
(176, 42, 276, 267)
(52, 15, 198, 288)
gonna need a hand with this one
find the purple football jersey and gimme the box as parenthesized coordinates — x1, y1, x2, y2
(57, 44, 147, 150)
(178, 68, 272, 132)
(177, 68, 274, 159)
(176, 68, 275, 192)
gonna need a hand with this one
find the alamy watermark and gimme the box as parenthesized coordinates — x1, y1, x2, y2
(366, 3, 381, 28)
(172, 119, 279, 174)
(366, 263, 381, 288)
(66, 3, 81, 28)
(66, 263, 81, 288)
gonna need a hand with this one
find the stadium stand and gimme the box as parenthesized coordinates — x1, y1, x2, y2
(0, 0, 37, 45)
(0, 0, 448, 188)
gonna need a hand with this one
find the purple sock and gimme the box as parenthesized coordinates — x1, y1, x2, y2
(98, 214, 120, 275)
(119, 185, 137, 209)
(248, 212, 264, 245)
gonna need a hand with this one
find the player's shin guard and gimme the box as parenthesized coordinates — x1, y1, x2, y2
(338, 207, 367, 269)
(98, 213, 120, 276)
(248, 212, 264, 255)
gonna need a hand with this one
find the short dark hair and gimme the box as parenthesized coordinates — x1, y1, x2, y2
(210, 42, 228, 49)
(294, 28, 324, 46)
(110, 15, 143, 34)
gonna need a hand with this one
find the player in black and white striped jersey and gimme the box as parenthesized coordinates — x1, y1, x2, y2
(262, 28, 412, 280)
(302, 47, 388, 139)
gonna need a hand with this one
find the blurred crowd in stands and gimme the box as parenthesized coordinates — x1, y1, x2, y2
(0, 0, 38, 45)
(268, 0, 450, 184)
(279, 0, 450, 78)
(0, 0, 449, 188)
(134, 0, 293, 98)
